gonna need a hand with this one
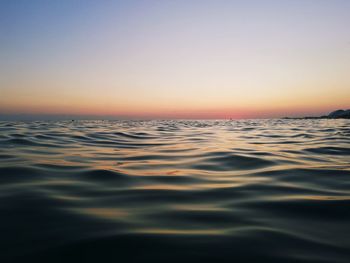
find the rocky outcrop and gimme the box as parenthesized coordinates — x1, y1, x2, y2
(328, 109, 350, 118)
(284, 109, 350, 119)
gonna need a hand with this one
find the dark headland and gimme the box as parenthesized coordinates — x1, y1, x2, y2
(283, 109, 350, 119)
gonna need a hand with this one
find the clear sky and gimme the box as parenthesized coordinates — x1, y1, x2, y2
(1, 0, 349, 119)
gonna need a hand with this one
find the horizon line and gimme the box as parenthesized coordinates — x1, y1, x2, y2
(0, 111, 340, 121)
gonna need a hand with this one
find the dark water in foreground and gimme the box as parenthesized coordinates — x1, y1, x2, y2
(0, 119, 349, 263)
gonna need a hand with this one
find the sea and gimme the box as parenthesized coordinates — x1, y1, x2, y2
(0, 119, 349, 262)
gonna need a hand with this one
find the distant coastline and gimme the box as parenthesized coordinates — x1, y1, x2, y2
(1, 109, 350, 121)
(283, 109, 350, 120)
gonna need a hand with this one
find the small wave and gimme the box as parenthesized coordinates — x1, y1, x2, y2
(304, 146, 350, 155)
(193, 152, 275, 171)
(0, 119, 349, 263)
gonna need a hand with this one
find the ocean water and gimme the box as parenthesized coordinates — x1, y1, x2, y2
(0, 119, 349, 263)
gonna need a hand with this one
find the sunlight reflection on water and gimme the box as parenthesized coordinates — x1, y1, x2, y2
(0, 119, 349, 262)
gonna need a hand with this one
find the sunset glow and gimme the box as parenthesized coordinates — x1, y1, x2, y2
(1, 0, 349, 119)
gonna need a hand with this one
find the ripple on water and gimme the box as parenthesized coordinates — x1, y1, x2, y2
(192, 152, 276, 171)
(0, 119, 349, 263)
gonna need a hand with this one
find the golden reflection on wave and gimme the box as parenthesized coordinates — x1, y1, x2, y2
(71, 208, 130, 220)
(134, 184, 197, 191)
(133, 181, 261, 191)
(1, 120, 350, 263)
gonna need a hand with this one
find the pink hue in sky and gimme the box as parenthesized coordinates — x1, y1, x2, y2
(1, 1, 349, 119)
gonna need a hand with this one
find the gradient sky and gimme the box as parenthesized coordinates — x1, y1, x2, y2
(1, 0, 349, 119)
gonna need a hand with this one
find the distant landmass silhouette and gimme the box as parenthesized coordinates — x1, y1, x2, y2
(284, 109, 350, 119)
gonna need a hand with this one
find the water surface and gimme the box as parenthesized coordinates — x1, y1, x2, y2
(1, 119, 349, 262)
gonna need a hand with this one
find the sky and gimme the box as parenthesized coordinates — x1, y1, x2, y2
(1, 0, 349, 119)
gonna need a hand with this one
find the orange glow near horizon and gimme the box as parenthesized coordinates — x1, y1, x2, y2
(1, 1, 349, 119)
(1, 82, 349, 118)
(1, 100, 349, 119)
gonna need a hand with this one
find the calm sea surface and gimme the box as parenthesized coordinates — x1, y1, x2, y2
(0, 119, 349, 262)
